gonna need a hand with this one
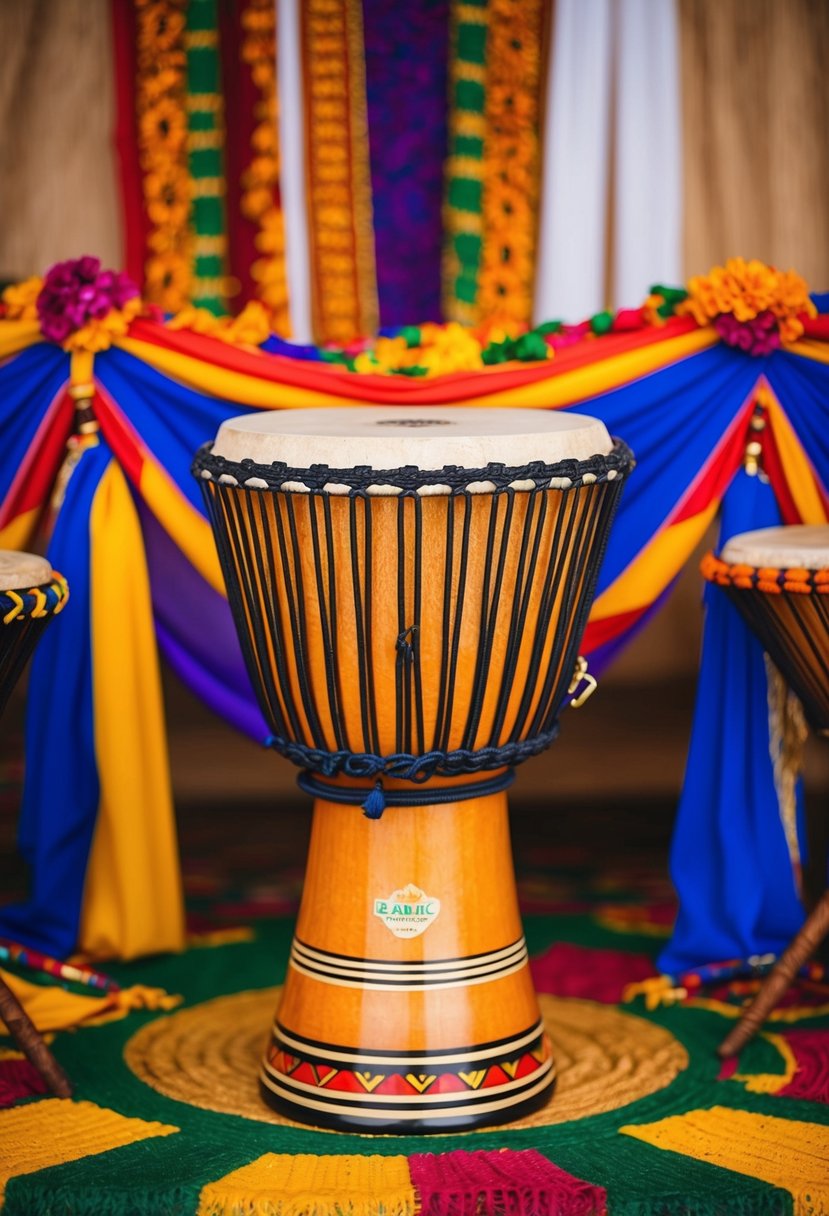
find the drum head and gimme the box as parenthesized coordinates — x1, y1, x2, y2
(721, 525, 829, 570)
(0, 551, 53, 592)
(211, 406, 613, 471)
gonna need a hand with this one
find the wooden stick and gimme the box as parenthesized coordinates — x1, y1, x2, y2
(0, 973, 73, 1098)
(718, 888, 829, 1058)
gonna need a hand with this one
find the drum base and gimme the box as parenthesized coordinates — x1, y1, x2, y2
(260, 789, 555, 1134)
(259, 1072, 556, 1135)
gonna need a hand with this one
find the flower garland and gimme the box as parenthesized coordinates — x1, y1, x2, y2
(167, 300, 272, 347)
(1, 258, 141, 353)
(675, 258, 816, 354)
(303, 0, 378, 343)
(477, 0, 544, 327)
(0, 259, 274, 353)
(240, 0, 290, 335)
(3, 257, 818, 370)
(135, 0, 193, 312)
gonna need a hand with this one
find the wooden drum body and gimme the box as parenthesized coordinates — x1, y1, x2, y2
(704, 526, 829, 736)
(0, 552, 69, 718)
(195, 407, 633, 1132)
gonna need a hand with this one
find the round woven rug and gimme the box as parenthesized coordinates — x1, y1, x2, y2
(124, 987, 687, 1131)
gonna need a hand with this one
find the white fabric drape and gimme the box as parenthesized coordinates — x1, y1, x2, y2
(276, 0, 313, 343)
(534, 0, 614, 322)
(614, 0, 682, 306)
(534, 0, 682, 321)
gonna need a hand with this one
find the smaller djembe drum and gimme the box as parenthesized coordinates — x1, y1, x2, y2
(0, 549, 71, 1098)
(703, 524, 829, 1054)
(0, 551, 69, 716)
(195, 407, 633, 1132)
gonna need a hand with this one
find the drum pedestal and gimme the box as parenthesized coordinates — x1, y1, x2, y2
(261, 790, 555, 1133)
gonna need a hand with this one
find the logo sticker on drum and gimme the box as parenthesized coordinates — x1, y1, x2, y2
(373, 885, 441, 938)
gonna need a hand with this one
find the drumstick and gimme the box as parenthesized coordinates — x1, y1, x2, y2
(0, 973, 73, 1098)
(0, 939, 119, 993)
(718, 888, 829, 1058)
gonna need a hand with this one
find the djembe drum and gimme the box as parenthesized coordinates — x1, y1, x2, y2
(194, 407, 633, 1132)
(0, 549, 71, 1098)
(0, 552, 69, 715)
(703, 525, 829, 1055)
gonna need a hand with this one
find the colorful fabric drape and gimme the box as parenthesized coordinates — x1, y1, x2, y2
(442, 0, 489, 323)
(114, 0, 288, 324)
(0, 304, 827, 969)
(301, 0, 378, 342)
(184, 0, 228, 313)
(362, 0, 449, 327)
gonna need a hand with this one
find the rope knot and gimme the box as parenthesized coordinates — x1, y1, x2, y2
(395, 625, 417, 663)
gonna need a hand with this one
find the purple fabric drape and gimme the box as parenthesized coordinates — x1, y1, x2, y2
(362, 0, 449, 326)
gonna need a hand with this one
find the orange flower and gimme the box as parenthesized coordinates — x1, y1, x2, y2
(145, 252, 190, 309)
(64, 298, 142, 354)
(2, 276, 43, 320)
(677, 257, 815, 341)
(145, 169, 191, 228)
(138, 2, 185, 53)
(140, 98, 187, 155)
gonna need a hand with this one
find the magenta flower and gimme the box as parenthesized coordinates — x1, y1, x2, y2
(714, 310, 781, 356)
(36, 257, 139, 344)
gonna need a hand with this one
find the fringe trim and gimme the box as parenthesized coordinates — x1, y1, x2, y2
(766, 655, 808, 891)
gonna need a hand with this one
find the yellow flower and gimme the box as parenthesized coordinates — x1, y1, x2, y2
(63, 299, 141, 354)
(2, 276, 42, 320)
(220, 301, 272, 347)
(167, 305, 219, 335)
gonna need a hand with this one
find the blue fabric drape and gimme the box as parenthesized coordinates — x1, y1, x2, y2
(0, 442, 111, 955)
(658, 471, 805, 974)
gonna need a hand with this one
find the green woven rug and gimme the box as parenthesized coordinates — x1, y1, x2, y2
(0, 792, 826, 1214)
(2, 889, 828, 1214)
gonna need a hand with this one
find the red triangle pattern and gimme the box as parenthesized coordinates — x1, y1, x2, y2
(268, 1045, 548, 1096)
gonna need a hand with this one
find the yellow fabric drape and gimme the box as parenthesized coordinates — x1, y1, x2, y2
(116, 326, 718, 412)
(78, 460, 185, 959)
(764, 388, 829, 525)
(592, 502, 720, 622)
(139, 457, 224, 594)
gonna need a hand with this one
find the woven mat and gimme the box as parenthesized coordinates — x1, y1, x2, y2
(1, 903, 827, 1215)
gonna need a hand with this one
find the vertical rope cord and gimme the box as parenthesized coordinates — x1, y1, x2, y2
(0, 617, 50, 714)
(283, 493, 327, 749)
(530, 483, 608, 736)
(246, 490, 303, 740)
(510, 487, 574, 742)
(726, 586, 829, 733)
(322, 495, 347, 751)
(308, 494, 345, 751)
(436, 492, 472, 754)
(207, 485, 292, 740)
(490, 488, 545, 742)
(203, 472, 628, 776)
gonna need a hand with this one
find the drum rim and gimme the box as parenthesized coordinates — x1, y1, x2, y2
(702, 551, 829, 588)
(192, 437, 634, 495)
(0, 573, 70, 620)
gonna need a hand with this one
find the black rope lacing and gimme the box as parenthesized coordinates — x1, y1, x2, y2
(195, 440, 634, 817)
